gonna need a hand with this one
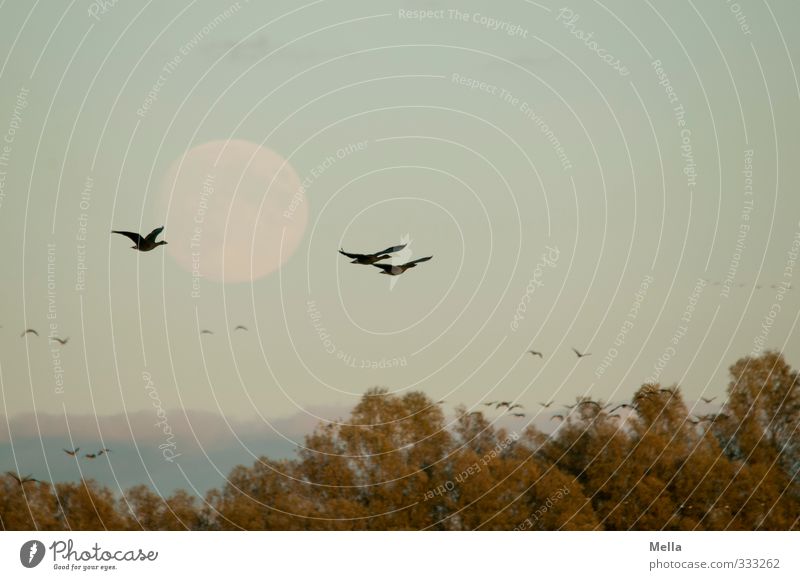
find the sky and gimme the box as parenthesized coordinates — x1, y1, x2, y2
(0, 0, 799, 492)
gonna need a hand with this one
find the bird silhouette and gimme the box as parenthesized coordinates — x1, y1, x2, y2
(234, 325, 248, 331)
(528, 350, 543, 358)
(700, 396, 717, 404)
(84, 453, 97, 459)
(97, 448, 111, 456)
(571, 347, 591, 358)
(483, 401, 498, 407)
(200, 330, 214, 335)
(339, 244, 407, 265)
(50, 337, 69, 345)
(372, 256, 433, 276)
(511, 412, 526, 418)
(610, 403, 636, 413)
(508, 403, 524, 411)
(551, 414, 564, 422)
(62, 448, 80, 457)
(495, 401, 511, 409)
(111, 226, 167, 252)
(20, 329, 38, 338)
(6, 471, 39, 485)
(539, 401, 554, 408)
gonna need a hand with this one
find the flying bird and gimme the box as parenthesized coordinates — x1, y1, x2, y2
(339, 244, 407, 265)
(700, 396, 717, 404)
(200, 330, 214, 335)
(111, 226, 168, 252)
(528, 350, 543, 358)
(234, 325, 248, 331)
(495, 401, 511, 409)
(50, 337, 69, 345)
(62, 448, 80, 457)
(511, 412, 526, 418)
(508, 404, 524, 411)
(20, 329, 38, 338)
(84, 453, 97, 459)
(539, 401, 554, 408)
(372, 256, 433, 276)
(610, 403, 636, 413)
(5, 472, 39, 485)
(97, 448, 111, 456)
(483, 401, 498, 407)
(551, 414, 564, 422)
(571, 347, 591, 358)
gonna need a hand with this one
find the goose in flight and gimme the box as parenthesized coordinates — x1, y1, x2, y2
(339, 244, 407, 265)
(20, 329, 38, 338)
(234, 325, 248, 332)
(610, 403, 636, 413)
(700, 396, 717, 404)
(483, 401, 498, 407)
(111, 226, 167, 252)
(571, 347, 591, 358)
(539, 401, 554, 408)
(63, 448, 80, 457)
(97, 448, 112, 456)
(511, 412, 526, 418)
(6, 471, 39, 485)
(84, 453, 97, 459)
(528, 350, 543, 358)
(372, 256, 433, 276)
(200, 329, 214, 335)
(551, 414, 564, 422)
(50, 336, 69, 345)
(495, 401, 511, 409)
(508, 403, 524, 411)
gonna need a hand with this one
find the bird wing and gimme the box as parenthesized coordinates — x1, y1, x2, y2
(375, 244, 407, 255)
(112, 230, 144, 245)
(404, 256, 433, 267)
(234, 325, 248, 331)
(6, 471, 21, 483)
(571, 347, 581, 356)
(21, 329, 38, 337)
(145, 226, 165, 243)
(339, 248, 365, 260)
(371, 263, 393, 273)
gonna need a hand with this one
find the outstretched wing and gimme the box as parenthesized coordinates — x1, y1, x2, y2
(404, 256, 433, 267)
(371, 263, 393, 273)
(145, 226, 165, 243)
(375, 244, 407, 256)
(112, 230, 144, 245)
(339, 248, 366, 260)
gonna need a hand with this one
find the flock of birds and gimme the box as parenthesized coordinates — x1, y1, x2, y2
(338, 243, 433, 276)
(5, 448, 111, 487)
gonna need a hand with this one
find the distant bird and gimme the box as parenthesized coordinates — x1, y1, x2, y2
(5, 472, 39, 485)
(20, 329, 38, 338)
(372, 256, 433, 276)
(700, 396, 717, 404)
(97, 448, 111, 456)
(571, 347, 591, 358)
(508, 403, 524, 411)
(339, 244, 407, 265)
(50, 336, 69, 345)
(483, 401, 498, 407)
(610, 403, 636, 413)
(62, 448, 80, 457)
(200, 330, 214, 335)
(234, 325, 248, 331)
(511, 412, 526, 418)
(495, 401, 511, 409)
(551, 414, 564, 422)
(539, 401, 554, 408)
(84, 453, 97, 459)
(577, 400, 603, 411)
(111, 226, 167, 252)
(528, 350, 543, 358)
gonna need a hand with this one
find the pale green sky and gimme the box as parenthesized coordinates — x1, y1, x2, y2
(1, 0, 799, 431)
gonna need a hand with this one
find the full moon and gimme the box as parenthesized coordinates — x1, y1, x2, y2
(158, 140, 307, 283)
